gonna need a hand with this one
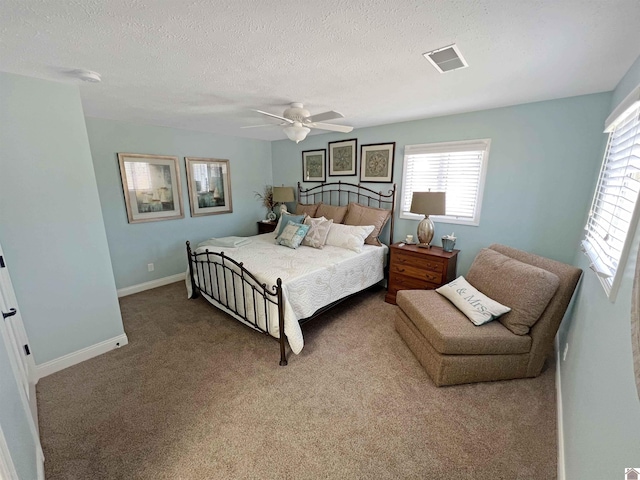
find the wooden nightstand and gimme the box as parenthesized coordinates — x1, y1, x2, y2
(385, 243, 459, 305)
(257, 220, 277, 234)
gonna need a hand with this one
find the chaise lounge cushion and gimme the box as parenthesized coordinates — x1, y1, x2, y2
(396, 290, 532, 355)
(467, 248, 561, 335)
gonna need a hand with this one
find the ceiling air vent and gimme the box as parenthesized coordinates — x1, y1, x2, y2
(422, 44, 468, 73)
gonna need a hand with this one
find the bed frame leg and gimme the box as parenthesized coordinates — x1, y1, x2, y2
(279, 344, 288, 366)
(186, 241, 199, 299)
(277, 278, 287, 366)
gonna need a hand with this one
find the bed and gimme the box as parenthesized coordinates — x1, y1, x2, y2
(186, 181, 396, 365)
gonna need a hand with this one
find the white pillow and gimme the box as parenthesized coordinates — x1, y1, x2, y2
(324, 223, 375, 253)
(302, 216, 333, 249)
(436, 276, 511, 326)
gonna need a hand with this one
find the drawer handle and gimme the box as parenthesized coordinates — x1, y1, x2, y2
(396, 267, 406, 273)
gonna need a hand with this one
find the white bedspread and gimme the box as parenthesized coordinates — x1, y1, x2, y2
(187, 233, 388, 355)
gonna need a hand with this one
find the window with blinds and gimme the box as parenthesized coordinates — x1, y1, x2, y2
(400, 139, 491, 225)
(582, 100, 640, 299)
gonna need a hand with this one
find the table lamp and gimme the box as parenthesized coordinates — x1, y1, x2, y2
(272, 186, 295, 215)
(410, 192, 446, 248)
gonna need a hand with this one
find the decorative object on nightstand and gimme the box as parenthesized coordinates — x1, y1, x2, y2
(385, 242, 458, 305)
(257, 220, 277, 234)
(410, 191, 446, 248)
(254, 185, 276, 220)
(441, 233, 457, 252)
(272, 186, 295, 215)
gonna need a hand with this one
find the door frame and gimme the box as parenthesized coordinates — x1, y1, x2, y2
(0, 245, 44, 479)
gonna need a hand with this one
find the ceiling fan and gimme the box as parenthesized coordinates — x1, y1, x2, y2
(243, 102, 353, 143)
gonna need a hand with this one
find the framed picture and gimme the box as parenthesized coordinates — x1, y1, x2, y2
(301, 149, 326, 182)
(117, 153, 184, 223)
(360, 142, 396, 183)
(328, 138, 357, 176)
(185, 157, 233, 217)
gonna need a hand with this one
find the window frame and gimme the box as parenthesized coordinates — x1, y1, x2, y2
(399, 138, 491, 226)
(582, 89, 640, 301)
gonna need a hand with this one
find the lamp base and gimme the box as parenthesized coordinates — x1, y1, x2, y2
(417, 216, 435, 247)
(279, 204, 288, 215)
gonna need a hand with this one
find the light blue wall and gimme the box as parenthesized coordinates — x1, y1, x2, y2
(0, 339, 38, 480)
(86, 117, 273, 289)
(0, 73, 125, 364)
(272, 93, 611, 274)
(560, 54, 640, 479)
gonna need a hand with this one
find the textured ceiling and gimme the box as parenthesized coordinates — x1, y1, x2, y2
(1, 0, 639, 141)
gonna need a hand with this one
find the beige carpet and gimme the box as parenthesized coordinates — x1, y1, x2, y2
(37, 282, 557, 479)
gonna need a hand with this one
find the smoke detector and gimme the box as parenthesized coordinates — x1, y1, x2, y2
(72, 69, 102, 83)
(422, 44, 468, 73)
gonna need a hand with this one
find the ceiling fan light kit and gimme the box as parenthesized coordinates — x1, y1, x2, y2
(250, 102, 354, 143)
(283, 122, 311, 143)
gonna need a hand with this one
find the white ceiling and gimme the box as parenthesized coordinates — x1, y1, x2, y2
(1, 0, 639, 141)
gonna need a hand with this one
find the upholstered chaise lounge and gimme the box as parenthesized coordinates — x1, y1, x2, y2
(394, 244, 582, 386)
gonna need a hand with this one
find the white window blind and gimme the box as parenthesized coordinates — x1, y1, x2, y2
(400, 139, 490, 225)
(583, 101, 640, 299)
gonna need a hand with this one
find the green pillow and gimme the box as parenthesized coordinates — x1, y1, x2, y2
(274, 213, 306, 238)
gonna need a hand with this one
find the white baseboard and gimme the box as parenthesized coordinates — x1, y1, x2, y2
(35, 333, 128, 379)
(555, 337, 566, 480)
(117, 272, 185, 297)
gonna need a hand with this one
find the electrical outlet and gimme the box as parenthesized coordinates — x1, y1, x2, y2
(562, 342, 569, 361)
(148, 263, 154, 272)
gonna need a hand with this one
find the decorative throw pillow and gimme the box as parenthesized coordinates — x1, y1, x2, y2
(276, 221, 310, 249)
(343, 202, 391, 246)
(302, 216, 333, 249)
(466, 248, 560, 335)
(315, 204, 348, 224)
(325, 223, 375, 253)
(296, 202, 321, 217)
(274, 213, 306, 238)
(436, 276, 511, 326)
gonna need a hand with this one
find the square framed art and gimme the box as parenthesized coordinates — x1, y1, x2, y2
(117, 153, 184, 223)
(328, 138, 357, 176)
(185, 157, 233, 216)
(302, 149, 326, 182)
(360, 142, 396, 183)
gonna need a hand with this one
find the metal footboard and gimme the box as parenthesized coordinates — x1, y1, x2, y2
(186, 241, 287, 366)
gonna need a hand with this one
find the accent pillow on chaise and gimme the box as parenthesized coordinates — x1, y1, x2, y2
(436, 276, 511, 326)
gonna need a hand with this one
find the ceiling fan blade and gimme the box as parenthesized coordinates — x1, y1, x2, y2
(305, 110, 344, 123)
(241, 123, 282, 129)
(309, 122, 354, 133)
(254, 110, 294, 124)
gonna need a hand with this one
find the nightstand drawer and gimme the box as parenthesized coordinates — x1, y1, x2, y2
(390, 264, 442, 284)
(393, 251, 445, 273)
(389, 274, 432, 290)
(385, 243, 459, 305)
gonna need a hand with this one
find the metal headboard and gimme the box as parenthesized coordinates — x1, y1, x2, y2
(297, 181, 396, 245)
